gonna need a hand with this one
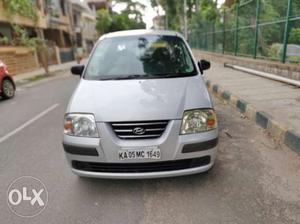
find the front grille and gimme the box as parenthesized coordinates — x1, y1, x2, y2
(72, 156, 211, 173)
(111, 120, 168, 140)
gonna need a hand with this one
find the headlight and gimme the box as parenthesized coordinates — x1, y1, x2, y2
(64, 113, 99, 137)
(180, 109, 217, 134)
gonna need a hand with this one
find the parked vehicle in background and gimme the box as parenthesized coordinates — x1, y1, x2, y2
(0, 60, 15, 99)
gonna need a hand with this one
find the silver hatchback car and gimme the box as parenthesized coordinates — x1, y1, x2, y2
(63, 30, 218, 179)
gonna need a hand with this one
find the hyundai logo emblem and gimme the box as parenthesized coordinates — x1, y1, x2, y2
(133, 127, 146, 135)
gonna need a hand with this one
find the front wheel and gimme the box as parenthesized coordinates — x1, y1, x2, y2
(2, 79, 15, 99)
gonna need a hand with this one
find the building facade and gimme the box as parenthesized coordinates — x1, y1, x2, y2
(70, 0, 98, 56)
(0, 0, 101, 74)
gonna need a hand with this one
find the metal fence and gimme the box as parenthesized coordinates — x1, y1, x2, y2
(189, 0, 300, 64)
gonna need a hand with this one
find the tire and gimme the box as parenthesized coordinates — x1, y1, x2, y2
(1, 78, 15, 99)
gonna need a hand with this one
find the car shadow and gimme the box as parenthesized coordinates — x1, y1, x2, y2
(0, 96, 8, 102)
(0, 95, 16, 102)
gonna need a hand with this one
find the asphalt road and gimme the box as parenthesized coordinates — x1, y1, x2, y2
(0, 74, 299, 224)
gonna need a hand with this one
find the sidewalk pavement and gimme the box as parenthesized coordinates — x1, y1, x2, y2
(201, 61, 300, 154)
(13, 59, 87, 83)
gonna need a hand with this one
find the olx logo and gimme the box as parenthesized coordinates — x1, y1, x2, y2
(8, 187, 45, 206)
(7, 176, 48, 217)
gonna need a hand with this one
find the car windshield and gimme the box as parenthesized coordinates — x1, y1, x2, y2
(84, 35, 197, 80)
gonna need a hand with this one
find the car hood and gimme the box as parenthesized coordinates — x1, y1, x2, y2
(67, 76, 212, 122)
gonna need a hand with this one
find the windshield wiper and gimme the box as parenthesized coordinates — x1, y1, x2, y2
(98, 72, 196, 80)
(99, 75, 145, 80)
(147, 73, 196, 78)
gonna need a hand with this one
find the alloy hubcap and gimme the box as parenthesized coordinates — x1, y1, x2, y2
(3, 80, 14, 97)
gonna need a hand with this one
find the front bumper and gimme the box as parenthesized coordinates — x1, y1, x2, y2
(71, 163, 214, 179)
(63, 120, 218, 179)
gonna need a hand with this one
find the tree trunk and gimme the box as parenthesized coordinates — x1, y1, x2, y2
(36, 28, 50, 75)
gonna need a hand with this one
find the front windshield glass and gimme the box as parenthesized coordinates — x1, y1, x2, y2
(84, 35, 197, 80)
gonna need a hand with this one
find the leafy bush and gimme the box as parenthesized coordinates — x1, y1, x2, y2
(267, 43, 283, 60)
(288, 56, 300, 64)
(289, 28, 300, 45)
(0, 0, 38, 22)
(0, 37, 9, 45)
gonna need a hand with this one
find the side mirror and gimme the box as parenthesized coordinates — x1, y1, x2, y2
(71, 65, 85, 76)
(198, 60, 211, 74)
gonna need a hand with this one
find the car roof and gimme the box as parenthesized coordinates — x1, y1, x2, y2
(100, 29, 184, 40)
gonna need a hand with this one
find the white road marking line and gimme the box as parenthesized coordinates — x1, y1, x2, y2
(0, 103, 59, 144)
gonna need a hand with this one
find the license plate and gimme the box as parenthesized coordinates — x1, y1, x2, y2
(118, 147, 161, 161)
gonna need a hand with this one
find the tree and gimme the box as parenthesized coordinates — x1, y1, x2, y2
(151, 0, 184, 31)
(95, 0, 146, 35)
(117, 0, 145, 23)
(150, 0, 219, 32)
(96, 9, 113, 35)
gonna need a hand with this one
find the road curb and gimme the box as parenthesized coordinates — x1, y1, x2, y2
(13, 59, 87, 86)
(205, 79, 300, 155)
(15, 67, 70, 87)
